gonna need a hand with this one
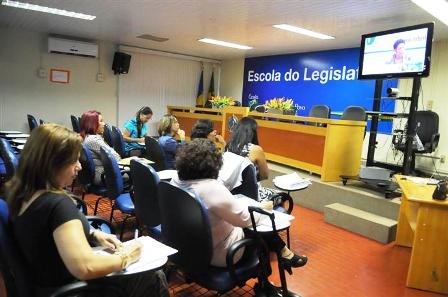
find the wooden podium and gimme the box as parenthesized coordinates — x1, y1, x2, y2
(395, 175, 448, 294)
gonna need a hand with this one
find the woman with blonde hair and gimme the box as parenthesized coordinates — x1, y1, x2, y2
(157, 114, 185, 169)
(6, 124, 168, 297)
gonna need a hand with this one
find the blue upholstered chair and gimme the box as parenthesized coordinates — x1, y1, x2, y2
(70, 115, 80, 133)
(0, 199, 125, 297)
(103, 124, 114, 148)
(77, 144, 108, 215)
(130, 159, 162, 238)
(111, 126, 129, 158)
(27, 114, 38, 132)
(100, 147, 134, 239)
(144, 136, 166, 171)
(0, 138, 19, 181)
(158, 182, 272, 295)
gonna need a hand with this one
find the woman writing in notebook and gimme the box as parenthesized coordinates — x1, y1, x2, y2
(5, 124, 168, 297)
(123, 106, 153, 156)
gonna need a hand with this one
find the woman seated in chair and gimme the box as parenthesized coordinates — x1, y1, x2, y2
(5, 124, 168, 297)
(157, 114, 185, 169)
(225, 117, 276, 200)
(190, 119, 226, 149)
(80, 110, 121, 186)
(171, 139, 307, 269)
(123, 106, 153, 156)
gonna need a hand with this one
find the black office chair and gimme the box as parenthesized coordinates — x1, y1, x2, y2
(392, 110, 440, 173)
(130, 159, 162, 238)
(157, 182, 272, 295)
(39, 119, 46, 125)
(230, 164, 259, 201)
(111, 126, 129, 158)
(27, 114, 38, 132)
(341, 106, 367, 121)
(100, 147, 135, 239)
(103, 124, 114, 148)
(308, 105, 330, 126)
(0, 199, 125, 297)
(70, 115, 80, 133)
(144, 136, 167, 171)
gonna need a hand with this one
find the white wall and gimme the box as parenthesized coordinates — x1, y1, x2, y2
(220, 41, 448, 175)
(0, 28, 118, 131)
(220, 58, 245, 102)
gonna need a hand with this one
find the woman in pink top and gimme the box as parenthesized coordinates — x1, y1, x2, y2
(171, 139, 307, 269)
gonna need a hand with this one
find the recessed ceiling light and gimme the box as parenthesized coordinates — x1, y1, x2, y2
(411, 0, 448, 26)
(1, 0, 96, 20)
(198, 38, 252, 50)
(273, 24, 334, 40)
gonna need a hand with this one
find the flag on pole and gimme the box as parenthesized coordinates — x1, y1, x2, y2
(208, 71, 215, 100)
(196, 70, 205, 107)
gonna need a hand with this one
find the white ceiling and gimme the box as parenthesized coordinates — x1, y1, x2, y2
(1, 0, 448, 60)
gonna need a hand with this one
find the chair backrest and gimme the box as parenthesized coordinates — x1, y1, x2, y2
(77, 144, 96, 186)
(130, 159, 161, 228)
(27, 114, 38, 132)
(103, 124, 114, 148)
(0, 138, 19, 180)
(100, 147, 123, 199)
(144, 136, 167, 171)
(158, 182, 212, 274)
(39, 119, 45, 125)
(415, 110, 439, 144)
(341, 106, 367, 121)
(70, 115, 80, 133)
(111, 126, 126, 158)
(230, 164, 258, 201)
(0, 199, 34, 297)
(309, 105, 330, 119)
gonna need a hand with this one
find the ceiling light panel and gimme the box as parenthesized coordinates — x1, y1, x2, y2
(273, 24, 334, 40)
(1, 0, 96, 20)
(198, 38, 252, 50)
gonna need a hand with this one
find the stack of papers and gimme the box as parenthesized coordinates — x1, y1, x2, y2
(273, 172, 311, 190)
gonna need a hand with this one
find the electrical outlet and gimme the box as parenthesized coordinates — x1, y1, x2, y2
(427, 100, 434, 110)
(441, 155, 446, 164)
(96, 73, 104, 82)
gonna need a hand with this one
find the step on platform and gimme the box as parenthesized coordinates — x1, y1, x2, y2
(324, 203, 397, 244)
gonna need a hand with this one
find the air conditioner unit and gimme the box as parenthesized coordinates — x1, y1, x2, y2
(48, 37, 98, 58)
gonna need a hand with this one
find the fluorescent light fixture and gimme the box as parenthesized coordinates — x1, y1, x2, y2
(1, 0, 96, 20)
(198, 38, 252, 50)
(273, 24, 334, 40)
(411, 0, 448, 26)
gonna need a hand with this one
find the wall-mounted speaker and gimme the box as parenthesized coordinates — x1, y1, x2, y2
(112, 52, 131, 75)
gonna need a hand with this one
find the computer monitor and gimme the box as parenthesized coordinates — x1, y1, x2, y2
(358, 23, 434, 80)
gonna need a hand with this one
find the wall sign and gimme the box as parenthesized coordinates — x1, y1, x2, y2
(242, 48, 398, 134)
(50, 69, 70, 83)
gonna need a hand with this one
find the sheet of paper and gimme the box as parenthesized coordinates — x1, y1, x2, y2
(118, 156, 154, 166)
(273, 172, 312, 190)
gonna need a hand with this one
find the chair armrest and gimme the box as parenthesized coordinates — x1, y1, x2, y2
(86, 215, 116, 234)
(225, 237, 269, 287)
(268, 192, 294, 214)
(430, 133, 440, 152)
(248, 206, 278, 232)
(49, 281, 126, 297)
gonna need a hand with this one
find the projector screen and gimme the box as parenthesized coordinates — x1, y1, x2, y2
(358, 23, 434, 80)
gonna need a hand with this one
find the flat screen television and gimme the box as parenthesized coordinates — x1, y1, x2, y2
(358, 22, 434, 80)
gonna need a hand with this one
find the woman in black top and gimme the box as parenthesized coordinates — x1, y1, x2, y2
(5, 124, 168, 297)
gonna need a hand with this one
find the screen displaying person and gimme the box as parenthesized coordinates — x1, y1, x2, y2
(387, 39, 411, 72)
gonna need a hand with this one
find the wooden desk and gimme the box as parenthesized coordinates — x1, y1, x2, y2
(395, 175, 448, 294)
(167, 106, 365, 182)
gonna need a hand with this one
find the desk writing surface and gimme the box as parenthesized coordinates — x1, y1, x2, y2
(118, 156, 154, 166)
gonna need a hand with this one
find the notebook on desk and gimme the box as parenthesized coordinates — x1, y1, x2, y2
(118, 156, 154, 166)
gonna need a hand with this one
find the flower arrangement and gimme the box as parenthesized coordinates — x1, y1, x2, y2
(264, 97, 295, 111)
(209, 96, 236, 108)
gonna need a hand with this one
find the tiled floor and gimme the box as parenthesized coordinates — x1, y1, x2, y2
(87, 193, 445, 297)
